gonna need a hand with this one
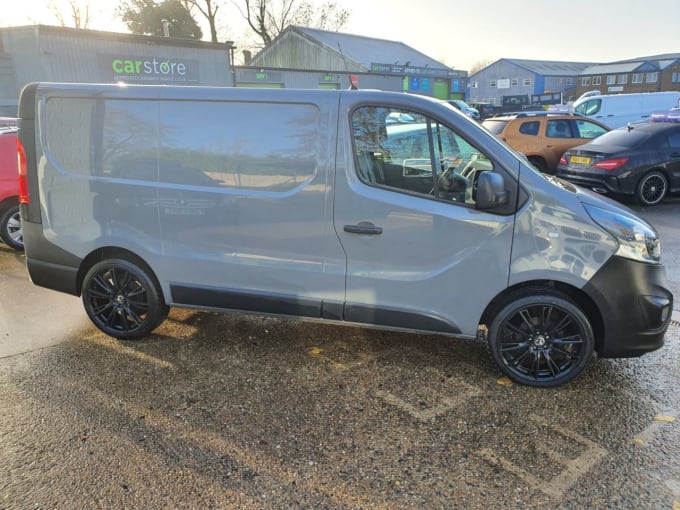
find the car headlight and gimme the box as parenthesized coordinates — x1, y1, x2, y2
(584, 204, 661, 263)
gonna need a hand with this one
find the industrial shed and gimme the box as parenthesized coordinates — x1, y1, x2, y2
(241, 25, 467, 99)
(468, 58, 595, 107)
(0, 25, 234, 116)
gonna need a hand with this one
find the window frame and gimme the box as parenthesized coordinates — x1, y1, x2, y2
(349, 105, 496, 208)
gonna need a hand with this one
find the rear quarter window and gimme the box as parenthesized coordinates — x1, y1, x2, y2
(482, 120, 508, 135)
(518, 121, 540, 136)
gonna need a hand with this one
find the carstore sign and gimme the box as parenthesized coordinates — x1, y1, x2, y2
(103, 55, 200, 84)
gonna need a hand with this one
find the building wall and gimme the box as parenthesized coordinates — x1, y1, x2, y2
(0, 26, 233, 116)
(250, 29, 364, 72)
(573, 60, 680, 97)
(235, 67, 403, 91)
(468, 61, 538, 105)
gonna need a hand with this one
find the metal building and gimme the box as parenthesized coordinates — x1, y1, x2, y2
(468, 58, 595, 107)
(0, 25, 234, 116)
(242, 26, 467, 99)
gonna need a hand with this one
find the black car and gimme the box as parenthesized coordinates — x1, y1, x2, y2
(556, 117, 680, 205)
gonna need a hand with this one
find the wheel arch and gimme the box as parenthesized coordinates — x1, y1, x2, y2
(0, 195, 19, 213)
(76, 246, 160, 296)
(479, 279, 605, 354)
(525, 155, 548, 173)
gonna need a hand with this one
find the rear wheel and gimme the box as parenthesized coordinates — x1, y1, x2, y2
(635, 171, 667, 206)
(0, 204, 23, 251)
(82, 258, 169, 340)
(487, 288, 594, 387)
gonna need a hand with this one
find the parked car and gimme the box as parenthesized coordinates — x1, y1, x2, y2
(470, 102, 499, 120)
(556, 113, 680, 206)
(447, 100, 480, 121)
(0, 124, 22, 250)
(482, 113, 610, 173)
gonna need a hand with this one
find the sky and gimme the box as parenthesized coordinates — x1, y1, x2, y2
(0, 0, 678, 70)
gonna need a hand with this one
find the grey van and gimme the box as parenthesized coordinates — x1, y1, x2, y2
(17, 83, 673, 386)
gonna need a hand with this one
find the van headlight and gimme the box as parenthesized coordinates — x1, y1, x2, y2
(584, 204, 661, 263)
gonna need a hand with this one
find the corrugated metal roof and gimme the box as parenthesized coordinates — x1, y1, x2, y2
(503, 58, 596, 76)
(293, 26, 451, 71)
(582, 62, 644, 74)
(612, 53, 680, 63)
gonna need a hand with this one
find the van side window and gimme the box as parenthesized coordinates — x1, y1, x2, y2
(45, 98, 157, 178)
(159, 101, 318, 191)
(351, 106, 494, 205)
(44, 97, 319, 192)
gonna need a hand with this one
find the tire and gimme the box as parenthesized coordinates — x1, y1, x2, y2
(81, 258, 169, 340)
(487, 289, 594, 387)
(635, 171, 667, 206)
(527, 157, 547, 174)
(0, 204, 23, 251)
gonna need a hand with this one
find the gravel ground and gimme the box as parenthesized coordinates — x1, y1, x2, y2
(1, 308, 679, 509)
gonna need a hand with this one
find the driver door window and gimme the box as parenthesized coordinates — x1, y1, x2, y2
(351, 106, 494, 205)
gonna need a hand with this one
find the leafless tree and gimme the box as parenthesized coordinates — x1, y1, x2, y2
(469, 59, 494, 75)
(48, 0, 91, 29)
(181, 0, 221, 42)
(234, 0, 349, 46)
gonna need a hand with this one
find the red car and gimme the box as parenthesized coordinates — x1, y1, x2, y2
(0, 119, 22, 250)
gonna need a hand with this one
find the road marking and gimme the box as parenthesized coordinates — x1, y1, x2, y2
(84, 334, 175, 370)
(477, 414, 608, 499)
(53, 377, 381, 508)
(632, 412, 676, 446)
(376, 368, 484, 422)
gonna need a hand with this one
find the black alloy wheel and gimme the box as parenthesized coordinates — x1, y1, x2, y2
(82, 258, 168, 340)
(488, 289, 594, 387)
(635, 171, 667, 206)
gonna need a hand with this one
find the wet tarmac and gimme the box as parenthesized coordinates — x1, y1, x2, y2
(1, 197, 679, 509)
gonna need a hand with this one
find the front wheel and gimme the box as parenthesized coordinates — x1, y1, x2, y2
(487, 289, 594, 387)
(635, 171, 667, 206)
(0, 204, 23, 251)
(82, 258, 169, 340)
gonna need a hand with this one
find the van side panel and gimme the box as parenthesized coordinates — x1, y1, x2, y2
(25, 84, 347, 315)
(38, 96, 163, 261)
(574, 92, 680, 129)
(153, 97, 346, 311)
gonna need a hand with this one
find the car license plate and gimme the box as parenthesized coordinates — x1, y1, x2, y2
(570, 155, 592, 165)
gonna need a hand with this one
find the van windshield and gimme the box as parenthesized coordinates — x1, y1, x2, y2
(574, 99, 601, 116)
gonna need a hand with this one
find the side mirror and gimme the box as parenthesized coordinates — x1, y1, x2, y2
(476, 171, 509, 209)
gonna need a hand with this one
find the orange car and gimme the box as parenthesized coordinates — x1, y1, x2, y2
(482, 113, 609, 173)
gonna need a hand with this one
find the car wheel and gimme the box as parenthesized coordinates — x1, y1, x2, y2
(0, 204, 24, 251)
(82, 258, 169, 340)
(635, 171, 667, 206)
(487, 288, 594, 387)
(527, 156, 548, 174)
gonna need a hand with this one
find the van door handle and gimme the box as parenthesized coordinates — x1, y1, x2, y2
(343, 222, 383, 235)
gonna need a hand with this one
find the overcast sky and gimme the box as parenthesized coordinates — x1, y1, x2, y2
(1, 0, 677, 70)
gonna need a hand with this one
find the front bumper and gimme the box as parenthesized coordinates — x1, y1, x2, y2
(584, 255, 673, 358)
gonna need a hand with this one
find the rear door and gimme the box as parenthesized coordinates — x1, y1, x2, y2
(334, 99, 517, 337)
